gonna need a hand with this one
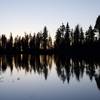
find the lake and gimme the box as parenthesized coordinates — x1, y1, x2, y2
(0, 55, 100, 100)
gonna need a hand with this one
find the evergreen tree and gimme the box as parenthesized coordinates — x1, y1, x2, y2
(29, 34, 36, 50)
(1, 34, 7, 49)
(86, 25, 95, 43)
(64, 22, 70, 47)
(54, 28, 62, 49)
(48, 35, 52, 49)
(9, 33, 13, 48)
(36, 32, 42, 49)
(59, 23, 65, 38)
(79, 28, 84, 44)
(42, 26, 48, 49)
(6, 33, 13, 52)
(73, 25, 80, 45)
(95, 15, 100, 39)
(59, 23, 65, 49)
(70, 29, 74, 46)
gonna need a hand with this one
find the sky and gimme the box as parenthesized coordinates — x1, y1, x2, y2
(0, 0, 100, 38)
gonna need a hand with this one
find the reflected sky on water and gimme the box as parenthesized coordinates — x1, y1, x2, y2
(0, 55, 100, 100)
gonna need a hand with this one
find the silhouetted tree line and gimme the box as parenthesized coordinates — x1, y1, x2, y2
(0, 26, 52, 54)
(0, 16, 100, 55)
(0, 54, 100, 90)
(54, 15, 100, 56)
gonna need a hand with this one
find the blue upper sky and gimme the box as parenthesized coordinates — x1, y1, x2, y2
(0, 0, 100, 37)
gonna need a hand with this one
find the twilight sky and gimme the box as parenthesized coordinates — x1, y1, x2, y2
(0, 0, 100, 37)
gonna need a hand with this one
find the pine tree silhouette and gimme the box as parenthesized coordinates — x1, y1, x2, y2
(42, 26, 48, 50)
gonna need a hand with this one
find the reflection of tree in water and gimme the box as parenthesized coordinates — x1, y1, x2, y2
(0, 55, 100, 90)
(12, 55, 52, 80)
(54, 55, 71, 83)
(54, 56, 86, 82)
(54, 55, 100, 90)
(95, 74, 100, 90)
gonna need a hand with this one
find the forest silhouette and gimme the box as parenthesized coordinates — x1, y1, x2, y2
(0, 15, 100, 57)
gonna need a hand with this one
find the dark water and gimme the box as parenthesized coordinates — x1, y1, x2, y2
(0, 55, 100, 100)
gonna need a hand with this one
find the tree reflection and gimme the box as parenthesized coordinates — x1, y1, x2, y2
(95, 74, 100, 90)
(54, 55, 100, 90)
(0, 55, 100, 90)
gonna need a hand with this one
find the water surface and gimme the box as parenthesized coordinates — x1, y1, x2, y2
(0, 55, 100, 100)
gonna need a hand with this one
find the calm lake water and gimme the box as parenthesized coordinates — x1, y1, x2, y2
(0, 55, 100, 100)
